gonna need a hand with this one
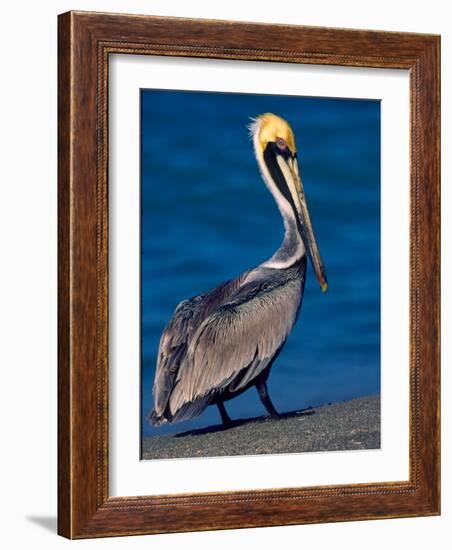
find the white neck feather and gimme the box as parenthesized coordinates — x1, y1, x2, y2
(250, 119, 305, 269)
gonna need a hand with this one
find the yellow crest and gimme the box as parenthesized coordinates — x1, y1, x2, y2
(253, 113, 297, 154)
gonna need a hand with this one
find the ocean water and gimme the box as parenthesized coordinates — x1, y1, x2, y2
(141, 90, 380, 440)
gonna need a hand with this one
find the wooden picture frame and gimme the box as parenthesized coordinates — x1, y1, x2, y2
(58, 10, 440, 539)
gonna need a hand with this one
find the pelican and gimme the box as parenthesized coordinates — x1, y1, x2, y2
(149, 113, 327, 427)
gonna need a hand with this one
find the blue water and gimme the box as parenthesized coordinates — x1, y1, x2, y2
(141, 90, 380, 439)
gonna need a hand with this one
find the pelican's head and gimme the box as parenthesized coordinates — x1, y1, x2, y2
(250, 113, 327, 292)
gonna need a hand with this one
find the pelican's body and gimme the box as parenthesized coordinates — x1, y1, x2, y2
(149, 113, 327, 426)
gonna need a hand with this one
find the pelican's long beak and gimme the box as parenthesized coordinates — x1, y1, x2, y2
(274, 151, 328, 292)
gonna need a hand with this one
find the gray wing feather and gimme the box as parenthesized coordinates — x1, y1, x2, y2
(152, 299, 198, 416)
(152, 273, 248, 417)
(168, 277, 302, 416)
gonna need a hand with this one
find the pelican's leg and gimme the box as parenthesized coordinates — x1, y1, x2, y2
(217, 401, 232, 426)
(256, 382, 280, 418)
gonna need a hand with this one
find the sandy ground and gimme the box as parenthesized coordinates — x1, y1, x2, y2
(142, 395, 380, 460)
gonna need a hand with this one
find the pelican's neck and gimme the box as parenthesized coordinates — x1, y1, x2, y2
(262, 213, 305, 269)
(250, 120, 305, 270)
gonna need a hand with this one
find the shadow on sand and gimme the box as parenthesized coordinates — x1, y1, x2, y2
(174, 407, 315, 438)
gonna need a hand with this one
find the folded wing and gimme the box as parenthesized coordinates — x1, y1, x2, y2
(151, 273, 248, 423)
(167, 277, 303, 421)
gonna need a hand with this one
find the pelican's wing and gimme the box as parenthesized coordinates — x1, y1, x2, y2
(152, 273, 249, 419)
(168, 277, 302, 417)
(152, 297, 201, 417)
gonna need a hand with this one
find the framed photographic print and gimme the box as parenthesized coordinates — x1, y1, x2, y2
(58, 11, 440, 538)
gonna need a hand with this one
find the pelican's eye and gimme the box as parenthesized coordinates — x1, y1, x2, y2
(276, 137, 287, 150)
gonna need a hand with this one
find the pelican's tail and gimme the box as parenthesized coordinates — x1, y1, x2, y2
(147, 409, 168, 426)
(148, 394, 212, 426)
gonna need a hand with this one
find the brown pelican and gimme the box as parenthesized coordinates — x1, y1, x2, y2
(149, 113, 327, 427)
